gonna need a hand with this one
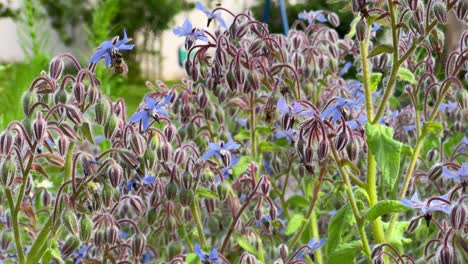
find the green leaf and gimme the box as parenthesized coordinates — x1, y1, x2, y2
(285, 214, 305, 235)
(368, 44, 394, 58)
(259, 141, 282, 152)
(422, 121, 443, 136)
(328, 241, 362, 264)
(185, 253, 201, 264)
(346, 15, 361, 38)
(287, 195, 310, 208)
(364, 200, 410, 221)
(42, 241, 64, 264)
(370, 73, 383, 91)
(327, 203, 353, 254)
(237, 236, 258, 255)
(195, 188, 218, 199)
(234, 130, 250, 141)
(397, 67, 417, 84)
(232, 156, 251, 177)
(366, 123, 403, 191)
(383, 221, 411, 248)
(256, 125, 274, 134)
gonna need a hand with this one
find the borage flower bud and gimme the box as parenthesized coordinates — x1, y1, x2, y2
(409, 17, 424, 35)
(269, 205, 277, 221)
(434, 2, 447, 23)
(428, 164, 443, 181)
(73, 82, 85, 105)
(33, 112, 47, 143)
(1, 159, 16, 187)
(101, 183, 114, 208)
(79, 215, 93, 242)
(147, 209, 157, 225)
(438, 245, 453, 264)
(61, 210, 79, 235)
(318, 140, 329, 161)
(226, 69, 238, 92)
(173, 148, 185, 166)
(104, 114, 118, 139)
(131, 232, 146, 257)
(61, 235, 81, 256)
(255, 204, 262, 221)
(88, 87, 100, 105)
(108, 162, 123, 188)
(42, 189, 51, 207)
(54, 88, 67, 105)
(234, 64, 245, 84)
(49, 57, 64, 80)
(346, 140, 360, 162)
(157, 142, 172, 162)
(426, 148, 438, 163)
(22, 91, 37, 116)
(328, 13, 340, 27)
(165, 181, 178, 200)
(128, 195, 146, 215)
(104, 225, 119, 245)
(356, 19, 367, 42)
(456, 88, 468, 110)
(66, 106, 83, 125)
(179, 188, 194, 207)
(457, 0, 468, 21)
(204, 198, 215, 214)
(130, 133, 147, 157)
(406, 217, 420, 233)
(249, 39, 264, 54)
(260, 176, 271, 195)
(94, 229, 105, 247)
(450, 203, 466, 230)
(119, 150, 140, 168)
(279, 244, 288, 260)
(1, 231, 13, 250)
(217, 182, 229, 201)
(95, 100, 111, 125)
(164, 123, 176, 142)
(335, 131, 349, 151)
(58, 136, 68, 157)
(0, 131, 14, 156)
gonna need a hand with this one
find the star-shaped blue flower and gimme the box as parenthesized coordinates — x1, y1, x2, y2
(194, 244, 220, 264)
(89, 29, 134, 66)
(400, 191, 451, 215)
(173, 19, 209, 42)
(201, 137, 240, 161)
(297, 237, 327, 260)
(129, 94, 173, 131)
(442, 163, 467, 183)
(196, 1, 227, 28)
(298, 10, 327, 24)
(320, 96, 364, 121)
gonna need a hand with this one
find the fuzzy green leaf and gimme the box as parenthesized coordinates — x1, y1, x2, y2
(398, 67, 417, 84)
(364, 200, 410, 221)
(237, 236, 258, 255)
(328, 241, 362, 264)
(370, 72, 383, 91)
(195, 188, 218, 199)
(232, 156, 251, 177)
(368, 44, 394, 58)
(327, 203, 353, 254)
(286, 214, 306, 235)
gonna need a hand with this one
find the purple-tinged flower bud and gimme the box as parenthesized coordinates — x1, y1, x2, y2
(260, 176, 271, 195)
(373, 256, 385, 264)
(456, 89, 468, 110)
(179, 189, 194, 207)
(245, 254, 256, 264)
(255, 205, 262, 221)
(183, 207, 192, 222)
(450, 203, 466, 230)
(426, 148, 438, 163)
(66, 106, 83, 125)
(57, 136, 68, 157)
(328, 13, 340, 27)
(216, 49, 227, 66)
(428, 164, 443, 181)
(409, 17, 424, 35)
(61, 235, 81, 256)
(129, 133, 147, 157)
(120, 150, 140, 168)
(457, 0, 468, 21)
(166, 216, 177, 233)
(269, 205, 277, 221)
(406, 217, 420, 233)
(0, 131, 14, 157)
(104, 114, 118, 139)
(131, 232, 146, 257)
(346, 140, 360, 162)
(249, 39, 264, 54)
(128, 195, 146, 216)
(147, 209, 157, 225)
(104, 225, 119, 245)
(303, 145, 314, 165)
(164, 123, 176, 142)
(1, 231, 13, 250)
(33, 112, 47, 143)
(356, 19, 367, 42)
(94, 230, 105, 247)
(172, 148, 185, 166)
(204, 198, 215, 214)
(318, 140, 329, 161)
(217, 182, 229, 201)
(236, 24, 249, 38)
(58, 123, 75, 140)
(226, 69, 238, 92)
(438, 245, 453, 264)
(79, 215, 93, 242)
(181, 171, 193, 190)
(157, 142, 172, 162)
(61, 210, 79, 235)
(234, 64, 246, 84)
(108, 162, 123, 188)
(95, 100, 110, 125)
(1, 159, 16, 187)
(101, 183, 113, 208)
(41, 188, 51, 207)
(149, 190, 160, 208)
(407, 0, 418, 11)
(184, 59, 192, 76)
(88, 87, 100, 105)
(165, 181, 178, 200)
(335, 131, 349, 151)
(73, 82, 85, 105)
(279, 244, 288, 260)
(81, 154, 97, 176)
(190, 65, 199, 82)
(49, 58, 64, 80)
(433, 2, 447, 23)
(22, 91, 37, 116)
(54, 88, 67, 105)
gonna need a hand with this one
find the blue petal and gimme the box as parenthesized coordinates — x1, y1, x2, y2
(141, 115, 151, 131)
(158, 93, 174, 107)
(129, 111, 147, 123)
(145, 97, 158, 109)
(311, 238, 327, 251)
(118, 44, 134, 51)
(182, 19, 193, 33)
(194, 244, 206, 260)
(400, 198, 414, 207)
(142, 175, 156, 185)
(307, 238, 317, 247)
(98, 40, 114, 50)
(209, 248, 218, 260)
(173, 27, 187, 37)
(89, 48, 108, 64)
(156, 109, 169, 117)
(201, 149, 217, 160)
(277, 96, 289, 114)
(116, 29, 130, 47)
(196, 1, 209, 15)
(104, 53, 112, 66)
(127, 178, 136, 191)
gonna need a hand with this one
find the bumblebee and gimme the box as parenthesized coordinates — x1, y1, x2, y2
(110, 49, 128, 75)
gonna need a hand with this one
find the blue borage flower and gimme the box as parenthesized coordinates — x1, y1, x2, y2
(194, 243, 220, 264)
(298, 10, 327, 24)
(126, 175, 156, 192)
(442, 163, 467, 182)
(220, 154, 238, 180)
(277, 96, 315, 117)
(196, 1, 226, 28)
(201, 137, 240, 161)
(400, 191, 451, 215)
(71, 244, 90, 264)
(274, 128, 296, 142)
(439, 100, 458, 112)
(296, 238, 327, 260)
(320, 96, 364, 122)
(89, 29, 134, 66)
(129, 94, 173, 131)
(173, 19, 209, 43)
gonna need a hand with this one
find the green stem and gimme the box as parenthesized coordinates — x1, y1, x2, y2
(249, 91, 256, 160)
(310, 210, 323, 264)
(331, 146, 372, 260)
(26, 218, 53, 264)
(6, 189, 26, 264)
(288, 166, 327, 249)
(190, 200, 207, 249)
(15, 144, 36, 211)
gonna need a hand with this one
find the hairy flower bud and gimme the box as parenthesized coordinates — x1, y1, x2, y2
(356, 19, 367, 42)
(104, 114, 118, 139)
(179, 188, 194, 207)
(33, 112, 47, 143)
(66, 106, 83, 125)
(94, 230, 105, 247)
(457, 0, 468, 21)
(165, 181, 178, 200)
(1, 231, 13, 250)
(61, 210, 79, 235)
(120, 150, 140, 168)
(101, 182, 114, 208)
(0, 131, 14, 157)
(409, 17, 424, 35)
(269, 205, 278, 221)
(438, 245, 453, 264)
(104, 225, 119, 245)
(450, 203, 466, 230)
(128, 195, 146, 215)
(79, 215, 93, 242)
(61, 235, 81, 256)
(433, 2, 447, 23)
(346, 140, 360, 162)
(406, 217, 420, 233)
(279, 244, 288, 260)
(129, 133, 147, 157)
(328, 13, 340, 27)
(335, 131, 349, 151)
(1, 159, 16, 187)
(49, 57, 64, 80)
(147, 209, 157, 225)
(217, 182, 229, 201)
(22, 91, 37, 116)
(108, 162, 123, 188)
(95, 100, 111, 125)
(73, 82, 86, 105)
(54, 88, 67, 105)
(131, 232, 147, 258)
(164, 123, 176, 142)
(428, 164, 443, 181)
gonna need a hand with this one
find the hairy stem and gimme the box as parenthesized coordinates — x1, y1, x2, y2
(190, 200, 207, 249)
(6, 189, 26, 264)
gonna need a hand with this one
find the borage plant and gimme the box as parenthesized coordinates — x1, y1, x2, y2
(0, 0, 467, 263)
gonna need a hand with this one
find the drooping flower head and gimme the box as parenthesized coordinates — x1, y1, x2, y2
(201, 136, 240, 167)
(89, 29, 134, 66)
(196, 1, 227, 28)
(442, 163, 468, 183)
(297, 238, 327, 260)
(400, 191, 451, 215)
(129, 94, 173, 131)
(173, 19, 209, 50)
(194, 244, 220, 264)
(320, 96, 364, 122)
(298, 10, 327, 24)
